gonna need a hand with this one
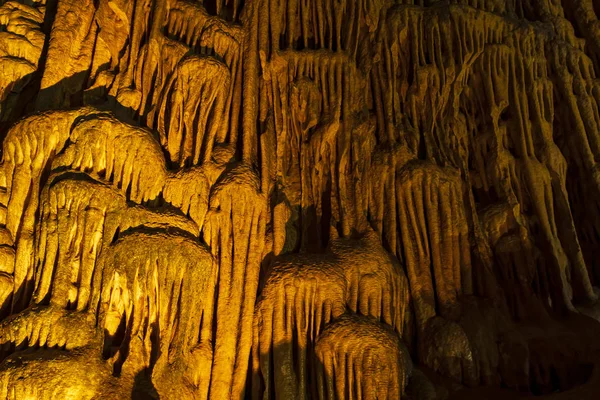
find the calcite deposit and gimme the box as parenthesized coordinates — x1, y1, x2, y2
(0, 0, 600, 399)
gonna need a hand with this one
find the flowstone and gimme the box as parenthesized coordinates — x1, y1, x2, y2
(0, 0, 599, 399)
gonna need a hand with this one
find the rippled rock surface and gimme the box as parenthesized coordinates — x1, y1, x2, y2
(0, 0, 600, 399)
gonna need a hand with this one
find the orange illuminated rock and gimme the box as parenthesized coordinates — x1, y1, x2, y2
(0, 0, 599, 399)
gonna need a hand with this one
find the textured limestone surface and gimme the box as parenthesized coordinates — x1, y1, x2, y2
(1, 0, 600, 399)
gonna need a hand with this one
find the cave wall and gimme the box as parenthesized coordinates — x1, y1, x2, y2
(0, 0, 600, 399)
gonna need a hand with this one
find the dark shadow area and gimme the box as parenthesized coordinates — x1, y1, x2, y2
(132, 369, 160, 399)
(0, 0, 59, 141)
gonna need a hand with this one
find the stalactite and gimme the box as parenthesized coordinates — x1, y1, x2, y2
(479, 203, 542, 319)
(1, 108, 102, 238)
(368, 143, 416, 257)
(329, 229, 411, 340)
(162, 142, 235, 232)
(96, 231, 216, 399)
(134, 0, 244, 151)
(258, 0, 391, 59)
(0, 347, 121, 400)
(0, 0, 600, 398)
(550, 42, 600, 287)
(203, 165, 267, 399)
(463, 31, 597, 311)
(0, 306, 99, 351)
(154, 56, 231, 166)
(314, 314, 412, 400)
(0, 0, 45, 119)
(35, 0, 97, 109)
(33, 173, 198, 310)
(252, 228, 412, 399)
(262, 51, 366, 249)
(395, 160, 472, 327)
(252, 251, 347, 399)
(52, 115, 168, 203)
(0, 108, 107, 308)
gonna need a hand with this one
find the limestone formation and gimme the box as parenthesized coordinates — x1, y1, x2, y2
(1, 0, 600, 399)
(314, 314, 412, 400)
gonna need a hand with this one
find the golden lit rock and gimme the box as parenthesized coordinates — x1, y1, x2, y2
(0, 0, 600, 399)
